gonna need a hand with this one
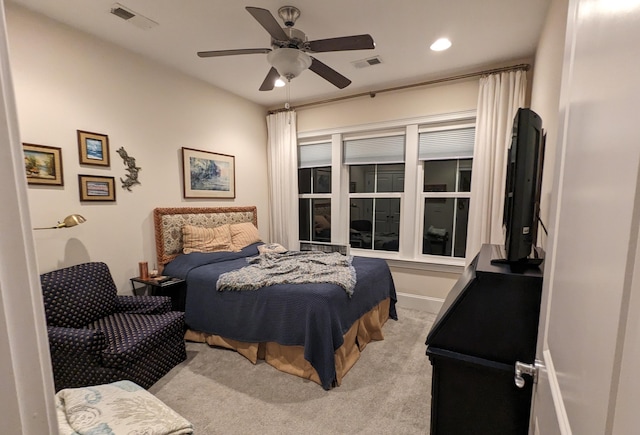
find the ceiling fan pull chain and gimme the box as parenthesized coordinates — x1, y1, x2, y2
(285, 79, 291, 110)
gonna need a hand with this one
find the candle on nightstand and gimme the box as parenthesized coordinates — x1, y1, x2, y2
(139, 261, 149, 279)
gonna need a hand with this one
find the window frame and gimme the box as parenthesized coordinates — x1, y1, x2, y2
(297, 110, 476, 269)
(417, 122, 475, 260)
(417, 161, 473, 260)
(343, 131, 406, 254)
(298, 169, 332, 243)
(298, 139, 334, 243)
(348, 164, 404, 253)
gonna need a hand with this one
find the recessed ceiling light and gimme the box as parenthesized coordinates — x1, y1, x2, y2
(274, 78, 286, 87)
(430, 38, 452, 52)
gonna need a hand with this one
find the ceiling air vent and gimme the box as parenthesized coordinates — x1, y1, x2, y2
(111, 6, 134, 20)
(351, 56, 383, 69)
(110, 3, 158, 30)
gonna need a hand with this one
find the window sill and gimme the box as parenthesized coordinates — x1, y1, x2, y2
(349, 248, 465, 274)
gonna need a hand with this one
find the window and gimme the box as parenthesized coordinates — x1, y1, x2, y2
(419, 126, 474, 258)
(299, 197, 332, 242)
(297, 110, 476, 265)
(345, 134, 405, 252)
(298, 142, 332, 242)
(298, 167, 331, 194)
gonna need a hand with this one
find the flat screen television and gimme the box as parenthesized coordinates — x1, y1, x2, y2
(495, 107, 546, 266)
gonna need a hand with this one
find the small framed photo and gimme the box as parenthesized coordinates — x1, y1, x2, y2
(78, 174, 116, 202)
(23, 143, 64, 186)
(182, 147, 235, 199)
(77, 130, 110, 167)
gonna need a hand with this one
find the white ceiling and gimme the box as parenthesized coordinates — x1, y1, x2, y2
(8, 0, 551, 108)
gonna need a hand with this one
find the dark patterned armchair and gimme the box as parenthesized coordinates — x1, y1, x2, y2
(40, 262, 186, 391)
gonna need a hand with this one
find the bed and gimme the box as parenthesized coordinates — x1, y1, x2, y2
(153, 206, 397, 389)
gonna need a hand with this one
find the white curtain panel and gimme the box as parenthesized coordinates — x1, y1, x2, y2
(465, 70, 527, 263)
(266, 110, 300, 251)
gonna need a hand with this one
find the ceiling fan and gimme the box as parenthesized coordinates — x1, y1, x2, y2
(197, 6, 375, 91)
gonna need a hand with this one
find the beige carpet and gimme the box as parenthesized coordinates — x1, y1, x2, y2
(149, 306, 436, 434)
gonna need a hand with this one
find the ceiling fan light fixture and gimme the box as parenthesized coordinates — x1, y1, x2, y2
(267, 48, 312, 80)
(274, 78, 286, 87)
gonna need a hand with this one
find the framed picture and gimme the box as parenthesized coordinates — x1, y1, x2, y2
(78, 174, 116, 202)
(182, 147, 235, 199)
(23, 143, 64, 186)
(77, 130, 110, 167)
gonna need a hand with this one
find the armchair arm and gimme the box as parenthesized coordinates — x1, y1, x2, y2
(47, 326, 107, 366)
(115, 295, 172, 314)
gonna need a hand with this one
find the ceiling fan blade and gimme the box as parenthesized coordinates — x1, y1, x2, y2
(259, 67, 281, 91)
(309, 57, 351, 89)
(245, 7, 289, 41)
(307, 34, 375, 52)
(197, 48, 271, 58)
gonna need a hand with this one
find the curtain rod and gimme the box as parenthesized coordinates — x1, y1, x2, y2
(268, 63, 530, 114)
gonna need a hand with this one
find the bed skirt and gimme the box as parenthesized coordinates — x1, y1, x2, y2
(184, 297, 391, 388)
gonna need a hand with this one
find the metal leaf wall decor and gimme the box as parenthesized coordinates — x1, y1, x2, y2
(116, 147, 141, 191)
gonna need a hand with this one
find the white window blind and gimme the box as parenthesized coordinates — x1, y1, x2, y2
(298, 142, 332, 168)
(343, 135, 405, 165)
(419, 127, 475, 161)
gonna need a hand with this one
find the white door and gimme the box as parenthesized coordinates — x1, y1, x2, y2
(0, 5, 58, 431)
(530, 0, 640, 433)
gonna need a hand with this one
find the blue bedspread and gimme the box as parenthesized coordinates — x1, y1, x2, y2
(163, 243, 397, 389)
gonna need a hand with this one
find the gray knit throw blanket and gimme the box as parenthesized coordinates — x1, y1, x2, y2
(216, 251, 357, 297)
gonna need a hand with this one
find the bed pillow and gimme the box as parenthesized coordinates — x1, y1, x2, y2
(182, 224, 235, 254)
(230, 222, 262, 250)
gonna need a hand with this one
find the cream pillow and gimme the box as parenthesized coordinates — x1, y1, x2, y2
(229, 222, 262, 250)
(182, 224, 235, 254)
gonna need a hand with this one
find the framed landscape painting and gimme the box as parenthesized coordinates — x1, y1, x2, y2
(23, 143, 64, 186)
(182, 147, 235, 199)
(78, 174, 116, 201)
(77, 130, 110, 167)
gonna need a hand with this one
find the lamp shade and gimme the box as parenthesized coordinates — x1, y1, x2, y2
(58, 214, 86, 228)
(34, 214, 87, 230)
(267, 48, 312, 80)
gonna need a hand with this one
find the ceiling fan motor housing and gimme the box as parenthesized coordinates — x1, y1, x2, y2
(272, 27, 307, 50)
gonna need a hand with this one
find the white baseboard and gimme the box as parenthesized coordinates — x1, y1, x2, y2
(395, 292, 444, 314)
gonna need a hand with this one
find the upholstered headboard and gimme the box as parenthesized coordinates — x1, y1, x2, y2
(153, 206, 258, 266)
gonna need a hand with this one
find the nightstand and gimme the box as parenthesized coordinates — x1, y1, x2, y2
(130, 276, 186, 311)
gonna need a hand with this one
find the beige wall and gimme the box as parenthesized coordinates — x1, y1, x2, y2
(296, 78, 480, 133)
(389, 265, 460, 301)
(7, 4, 270, 292)
(529, 0, 567, 253)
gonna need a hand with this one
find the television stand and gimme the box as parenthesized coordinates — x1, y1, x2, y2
(490, 245, 545, 270)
